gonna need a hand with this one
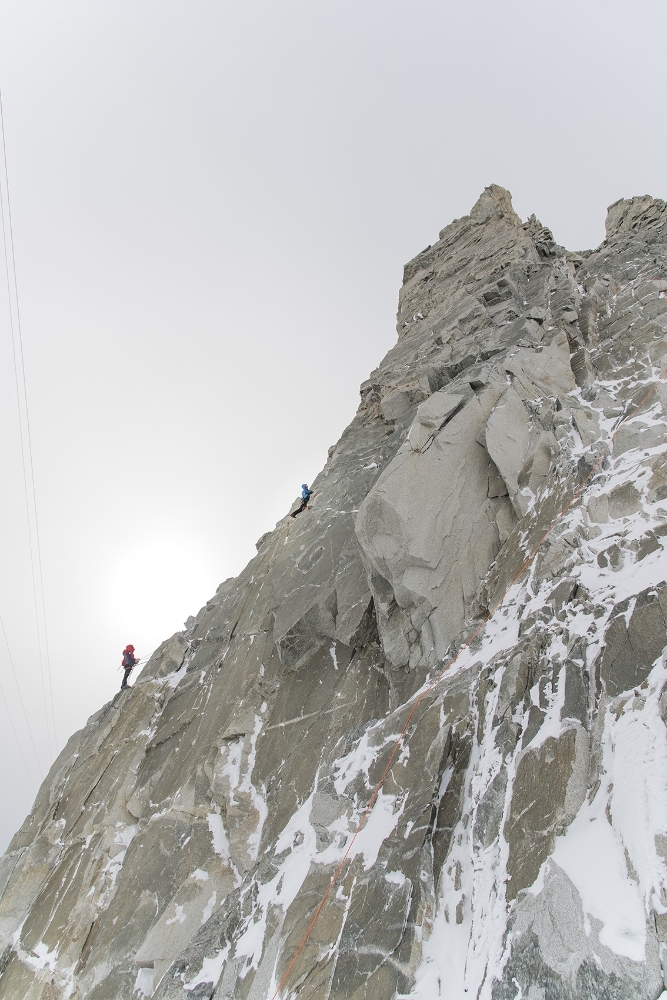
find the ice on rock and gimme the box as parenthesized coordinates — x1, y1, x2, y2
(3, 185, 667, 1000)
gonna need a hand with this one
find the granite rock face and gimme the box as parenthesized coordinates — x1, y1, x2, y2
(2, 185, 667, 1000)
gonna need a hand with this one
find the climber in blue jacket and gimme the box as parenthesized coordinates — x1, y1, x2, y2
(290, 484, 314, 518)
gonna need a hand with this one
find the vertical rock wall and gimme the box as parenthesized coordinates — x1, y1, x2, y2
(2, 186, 667, 1000)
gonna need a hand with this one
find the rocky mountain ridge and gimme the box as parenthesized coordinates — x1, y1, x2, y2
(2, 185, 667, 1000)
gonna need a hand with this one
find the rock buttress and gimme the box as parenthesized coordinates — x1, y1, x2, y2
(2, 184, 667, 999)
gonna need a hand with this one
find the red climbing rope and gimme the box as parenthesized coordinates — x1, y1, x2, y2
(270, 363, 667, 1000)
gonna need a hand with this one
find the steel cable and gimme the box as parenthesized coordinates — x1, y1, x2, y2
(0, 89, 57, 756)
(0, 609, 42, 783)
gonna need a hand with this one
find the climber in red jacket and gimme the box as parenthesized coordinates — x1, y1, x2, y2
(120, 645, 139, 690)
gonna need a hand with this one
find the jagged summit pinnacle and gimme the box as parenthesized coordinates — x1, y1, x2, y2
(406, 183, 559, 290)
(1, 190, 667, 1000)
(468, 183, 521, 226)
(606, 192, 667, 237)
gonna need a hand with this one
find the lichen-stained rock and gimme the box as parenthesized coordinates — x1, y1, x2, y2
(4, 185, 667, 1000)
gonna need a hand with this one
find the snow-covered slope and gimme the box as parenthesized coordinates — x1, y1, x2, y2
(2, 186, 667, 1000)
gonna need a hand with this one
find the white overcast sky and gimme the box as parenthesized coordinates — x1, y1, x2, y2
(0, 0, 665, 849)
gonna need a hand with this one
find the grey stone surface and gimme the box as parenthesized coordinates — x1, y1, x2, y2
(504, 727, 588, 900)
(598, 586, 667, 698)
(495, 863, 663, 1000)
(356, 393, 503, 665)
(2, 184, 667, 999)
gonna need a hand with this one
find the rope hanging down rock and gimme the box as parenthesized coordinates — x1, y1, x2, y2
(270, 361, 667, 1000)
